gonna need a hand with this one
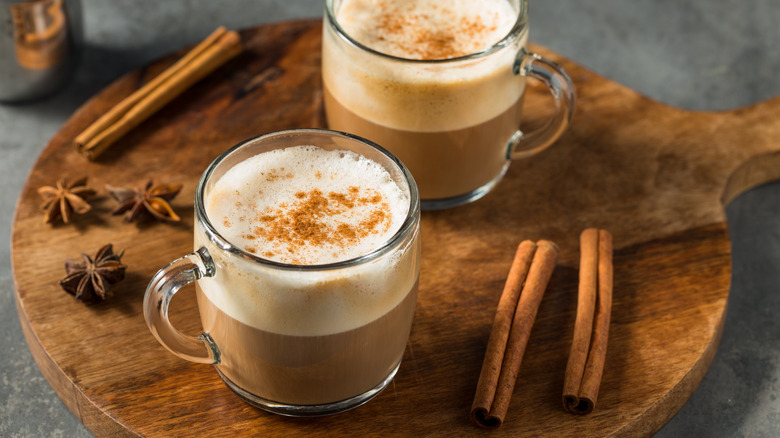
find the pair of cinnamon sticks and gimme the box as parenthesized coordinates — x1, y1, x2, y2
(74, 26, 243, 160)
(470, 240, 558, 428)
(470, 229, 613, 429)
(563, 228, 614, 415)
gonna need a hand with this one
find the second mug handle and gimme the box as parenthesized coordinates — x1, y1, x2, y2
(143, 247, 221, 365)
(508, 48, 576, 160)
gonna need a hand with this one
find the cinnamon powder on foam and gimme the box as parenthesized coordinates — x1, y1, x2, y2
(209, 146, 409, 267)
(231, 182, 392, 265)
(356, 3, 504, 60)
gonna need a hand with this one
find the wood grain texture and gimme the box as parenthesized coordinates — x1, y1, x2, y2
(11, 20, 780, 437)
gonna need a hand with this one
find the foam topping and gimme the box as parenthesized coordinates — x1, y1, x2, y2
(336, 0, 517, 60)
(206, 145, 409, 265)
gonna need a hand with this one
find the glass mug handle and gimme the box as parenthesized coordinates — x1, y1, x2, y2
(508, 48, 576, 159)
(143, 247, 221, 364)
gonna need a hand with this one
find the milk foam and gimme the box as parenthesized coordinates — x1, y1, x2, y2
(337, 0, 517, 60)
(206, 145, 409, 265)
(198, 145, 419, 336)
(323, 0, 526, 132)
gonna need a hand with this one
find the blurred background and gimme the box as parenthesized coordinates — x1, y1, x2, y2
(1, 0, 779, 436)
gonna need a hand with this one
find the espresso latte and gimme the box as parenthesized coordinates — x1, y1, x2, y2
(323, 0, 527, 203)
(197, 145, 419, 406)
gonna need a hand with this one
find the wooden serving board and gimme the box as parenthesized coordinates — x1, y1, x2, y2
(12, 20, 780, 437)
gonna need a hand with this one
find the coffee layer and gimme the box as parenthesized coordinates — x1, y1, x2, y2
(197, 281, 417, 405)
(324, 86, 524, 200)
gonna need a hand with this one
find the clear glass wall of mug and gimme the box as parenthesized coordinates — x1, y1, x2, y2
(322, 0, 575, 210)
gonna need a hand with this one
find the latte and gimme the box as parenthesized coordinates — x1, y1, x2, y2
(196, 144, 419, 406)
(323, 0, 526, 202)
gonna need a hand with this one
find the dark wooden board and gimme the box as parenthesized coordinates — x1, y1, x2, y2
(11, 20, 780, 437)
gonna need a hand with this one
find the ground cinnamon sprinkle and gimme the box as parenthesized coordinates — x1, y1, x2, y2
(262, 168, 294, 182)
(372, 6, 498, 59)
(329, 191, 356, 209)
(246, 184, 392, 264)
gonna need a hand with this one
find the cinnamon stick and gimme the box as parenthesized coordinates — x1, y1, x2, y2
(74, 26, 243, 160)
(563, 228, 613, 414)
(471, 240, 558, 429)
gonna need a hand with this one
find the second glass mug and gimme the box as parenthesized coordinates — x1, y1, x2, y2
(143, 129, 421, 417)
(322, 0, 576, 210)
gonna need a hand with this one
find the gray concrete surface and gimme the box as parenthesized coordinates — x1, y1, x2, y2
(1, 0, 779, 436)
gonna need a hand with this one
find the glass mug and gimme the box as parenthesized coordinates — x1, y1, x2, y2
(144, 129, 421, 416)
(322, 0, 576, 210)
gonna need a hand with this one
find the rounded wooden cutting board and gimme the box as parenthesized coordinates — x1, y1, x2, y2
(11, 19, 780, 437)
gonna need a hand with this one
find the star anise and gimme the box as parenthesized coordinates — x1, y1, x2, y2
(37, 177, 96, 224)
(59, 244, 127, 303)
(106, 180, 182, 222)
